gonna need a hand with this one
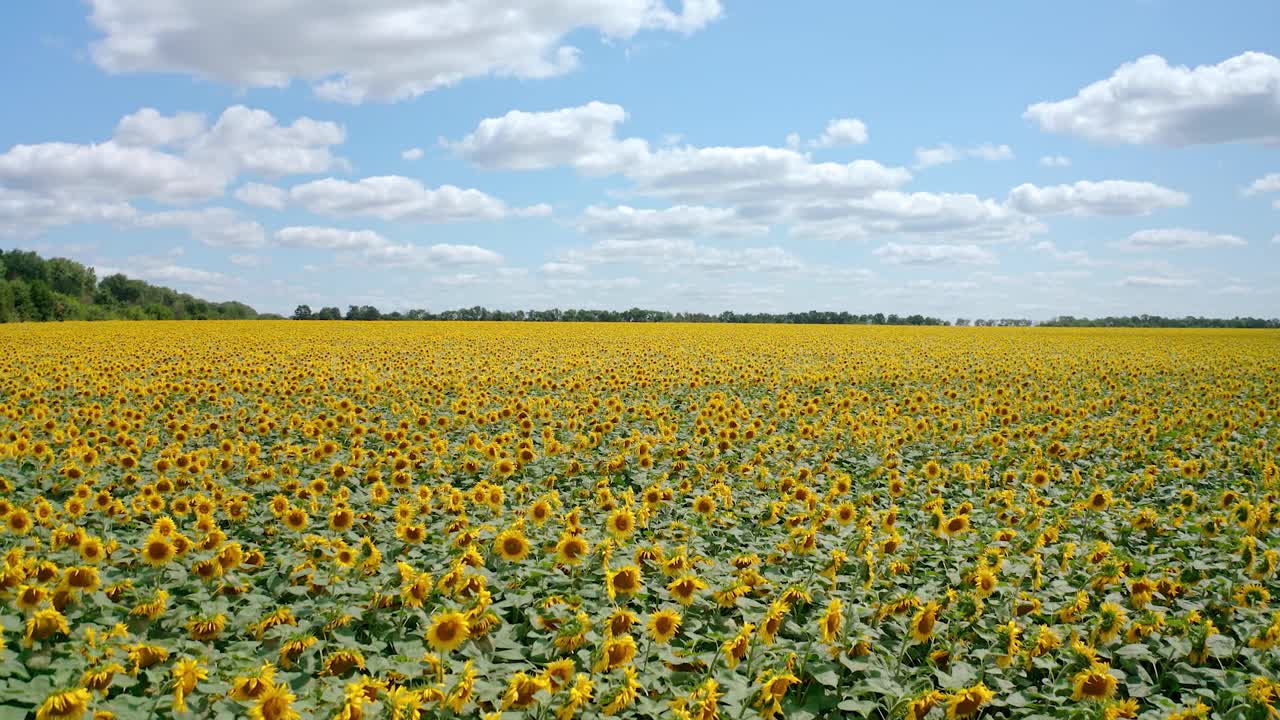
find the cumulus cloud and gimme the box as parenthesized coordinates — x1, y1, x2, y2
(0, 105, 344, 207)
(447, 102, 912, 210)
(401, 147, 424, 161)
(1031, 240, 1095, 266)
(1039, 155, 1072, 168)
(134, 208, 266, 248)
(913, 143, 1013, 169)
(0, 187, 137, 236)
(234, 182, 286, 209)
(446, 101, 650, 174)
(1007, 180, 1188, 216)
(275, 225, 503, 269)
(1121, 274, 1196, 288)
(573, 204, 769, 240)
(275, 226, 387, 251)
(1244, 173, 1280, 195)
(565, 238, 803, 273)
(810, 118, 869, 147)
(114, 108, 206, 148)
(541, 262, 588, 275)
(87, 0, 723, 103)
(787, 191, 1043, 243)
(289, 176, 550, 222)
(1025, 52, 1280, 146)
(872, 242, 998, 265)
(1118, 228, 1247, 251)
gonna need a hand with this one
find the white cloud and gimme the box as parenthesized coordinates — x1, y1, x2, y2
(275, 226, 387, 250)
(574, 204, 769, 240)
(913, 144, 960, 169)
(872, 242, 997, 266)
(788, 190, 1044, 243)
(135, 207, 266, 247)
(448, 103, 912, 209)
(401, 147, 424, 161)
(446, 101, 649, 174)
(114, 108, 206, 148)
(565, 238, 803, 273)
(1244, 173, 1280, 195)
(229, 253, 267, 267)
(234, 182, 286, 209)
(1032, 240, 1095, 266)
(1273, 234, 1280, 245)
(541, 262, 587, 275)
(913, 143, 1013, 169)
(1121, 274, 1196, 288)
(627, 146, 910, 207)
(141, 264, 230, 284)
(0, 141, 227, 203)
(1039, 155, 1072, 168)
(274, 225, 503, 270)
(185, 106, 346, 176)
(969, 143, 1015, 161)
(784, 133, 801, 150)
(289, 176, 550, 222)
(811, 118, 869, 147)
(1025, 52, 1280, 146)
(88, 1, 722, 103)
(0, 105, 344, 208)
(0, 187, 137, 236)
(1007, 180, 1188, 216)
(1118, 228, 1247, 251)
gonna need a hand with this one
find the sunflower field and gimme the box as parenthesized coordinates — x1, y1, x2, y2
(1, 321, 1279, 720)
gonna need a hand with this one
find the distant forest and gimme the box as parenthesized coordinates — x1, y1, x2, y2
(0, 249, 261, 322)
(2, 248, 1276, 328)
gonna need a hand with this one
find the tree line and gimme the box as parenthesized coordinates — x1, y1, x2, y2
(291, 305, 951, 325)
(0, 249, 262, 322)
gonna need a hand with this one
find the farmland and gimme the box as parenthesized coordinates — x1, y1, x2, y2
(1, 321, 1278, 719)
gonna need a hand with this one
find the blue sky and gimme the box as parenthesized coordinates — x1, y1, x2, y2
(2, 1, 1278, 319)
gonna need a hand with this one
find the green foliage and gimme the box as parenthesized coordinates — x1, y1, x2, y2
(0, 248, 260, 323)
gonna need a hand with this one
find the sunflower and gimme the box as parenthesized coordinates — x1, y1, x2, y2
(946, 684, 994, 720)
(140, 536, 176, 566)
(25, 608, 70, 645)
(667, 574, 708, 606)
(1071, 662, 1117, 701)
(722, 623, 754, 669)
(693, 495, 716, 515)
(607, 609, 638, 637)
(907, 691, 946, 720)
(186, 614, 227, 641)
(607, 565, 643, 601)
(494, 528, 530, 562)
(647, 609, 682, 644)
(16, 583, 47, 611)
(911, 601, 941, 642)
(542, 658, 576, 692)
(941, 514, 970, 537)
(35, 688, 92, 720)
(501, 671, 549, 710)
(554, 534, 590, 565)
(1086, 488, 1112, 512)
(755, 671, 800, 720)
(426, 611, 470, 652)
(1097, 602, 1127, 643)
(606, 508, 637, 538)
(820, 597, 844, 643)
(592, 634, 636, 672)
(171, 657, 208, 713)
(283, 508, 308, 531)
(249, 682, 299, 720)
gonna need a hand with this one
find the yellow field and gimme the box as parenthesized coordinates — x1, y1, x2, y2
(2, 321, 1279, 720)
